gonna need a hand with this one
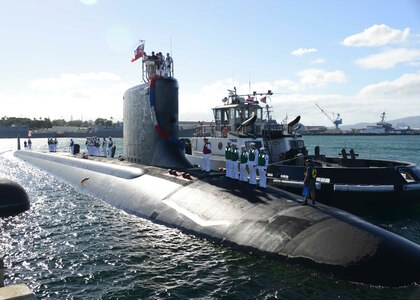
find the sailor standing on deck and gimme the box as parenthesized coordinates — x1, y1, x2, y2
(231, 143, 239, 180)
(257, 147, 269, 188)
(102, 137, 107, 157)
(70, 139, 74, 155)
(107, 137, 113, 158)
(225, 142, 232, 178)
(248, 142, 258, 185)
(53, 138, 58, 152)
(239, 145, 249, 182)
(202, 138, 212, 172)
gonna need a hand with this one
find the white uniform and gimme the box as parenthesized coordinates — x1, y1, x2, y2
(225, 144, 232, 178)
(70, 139, 74, 154)
(239, 147, 249, 182)
(165, 54, 173, 77)
(102, 139, 107, 157)
(231, 145, 239, 180)
(108, 138, 113, 158)
(202, 140, 211, 172)
(248, 147, 259, 185)
(258, 150, 269, 188)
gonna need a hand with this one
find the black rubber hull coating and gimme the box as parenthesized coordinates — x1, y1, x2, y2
(13, 150, 420, 286)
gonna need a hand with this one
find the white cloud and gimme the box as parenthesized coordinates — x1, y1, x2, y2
(297, 69, 347, 87)
(311, 58, 325, 65)
(359, 71, 420, 97)
(79, 0, 97, 5)
(1, 72, 133, 121)
(30, 72, 121, 92)
(342, 24, 410, 47)
(273, 80, 301, 93)
(355, 48, 420, 69)
(178, 73, 419, 126)
(291, 48, 317, 56)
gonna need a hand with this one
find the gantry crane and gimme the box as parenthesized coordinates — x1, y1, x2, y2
(315, 103, 342, 129)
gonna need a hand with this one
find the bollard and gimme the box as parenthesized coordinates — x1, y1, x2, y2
(17, 135, 21, 151)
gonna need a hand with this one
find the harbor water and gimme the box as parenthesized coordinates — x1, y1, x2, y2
(1, 136, 420, 299)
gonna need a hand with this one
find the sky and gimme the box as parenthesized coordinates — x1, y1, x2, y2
(1, 0, 420, 127)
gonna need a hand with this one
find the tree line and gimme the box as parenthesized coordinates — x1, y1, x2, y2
(0, 116, 117, 130)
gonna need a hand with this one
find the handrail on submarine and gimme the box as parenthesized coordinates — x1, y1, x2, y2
(142, 59, 174, 82)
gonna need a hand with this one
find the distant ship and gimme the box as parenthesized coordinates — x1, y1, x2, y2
(358, 112, 394, 134)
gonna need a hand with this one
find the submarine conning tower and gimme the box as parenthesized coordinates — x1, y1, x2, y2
(123, 76, 192, 169)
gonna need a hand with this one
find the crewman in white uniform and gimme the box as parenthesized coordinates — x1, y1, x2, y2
(231, 143, 239, 180)
(202, 138, 212, 172)
(108, 137, 113, 158)
(225, 142, 232, 178)
(248, 142, 259, 185)
(257, 147, 269, 188)
(102, 137, 107, 157)
(239, 145, 249, 182)
(165, 53, 173, 77)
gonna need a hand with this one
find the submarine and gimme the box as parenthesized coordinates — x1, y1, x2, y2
(14, 73, 420, 286)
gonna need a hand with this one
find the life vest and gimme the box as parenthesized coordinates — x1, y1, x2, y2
(225, 146, 231, 159)
(304, 167, 317, 179)
(258, 154, 267, 166)
(203, 142, 211, 154)
(108, 140, 113, 147)
(249, 149, 256, 161)
(231, 149, 238, 161)
(240, 152, 248, 163)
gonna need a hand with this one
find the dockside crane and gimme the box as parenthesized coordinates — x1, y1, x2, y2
(315, 103, 342, 129)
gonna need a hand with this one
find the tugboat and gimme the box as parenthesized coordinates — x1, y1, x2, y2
(182, 89, 420, 211)
(268, 147, 420, 211)
(181, 87, 305, 170)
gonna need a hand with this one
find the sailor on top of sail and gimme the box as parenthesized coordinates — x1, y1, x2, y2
(239, 145, 249, 182)
(165, 53, 173, 77)
(258, 147, 269, 188)
(225, 142, 232, 178)
(202, 138, 211, 172)
(248, 142, 259, 185)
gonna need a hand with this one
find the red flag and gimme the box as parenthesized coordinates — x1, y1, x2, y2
(246, 96, 254, 104)
(131, 42, 145, 62)
(260, 96, 267, 103)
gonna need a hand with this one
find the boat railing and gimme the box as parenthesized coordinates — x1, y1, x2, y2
(142, 59, 174, 82)
(194, 123, 217, 137)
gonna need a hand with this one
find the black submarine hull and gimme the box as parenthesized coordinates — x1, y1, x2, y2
(15, 145, 420, 286)
(13, 77, 420, 286)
